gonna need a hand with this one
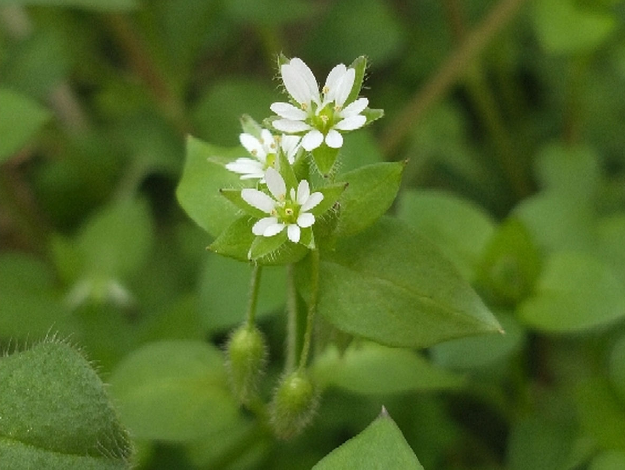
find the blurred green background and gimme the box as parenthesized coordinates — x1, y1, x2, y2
(2, 0, 625, 469)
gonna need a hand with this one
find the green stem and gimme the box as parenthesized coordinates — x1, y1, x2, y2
(246, 265, 262, 327)
(285, 264, 298, 373)
(298, 249, 320, 371)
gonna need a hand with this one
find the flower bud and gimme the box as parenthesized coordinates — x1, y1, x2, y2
(225, 325, 268, 405)
(270, 371, 318, 439)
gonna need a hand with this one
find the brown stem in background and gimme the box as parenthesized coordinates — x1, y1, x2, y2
(442, 0, 532, 199)
(105, 14, 191, 135)
(0, 158, 51, 254)
(381, 0, 529, 156)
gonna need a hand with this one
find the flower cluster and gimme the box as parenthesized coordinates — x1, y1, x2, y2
(270, 58, 368, 151)
(226, 130, 301, 182)
(242, 167, 323, 244)
(222, 57, 377, 255)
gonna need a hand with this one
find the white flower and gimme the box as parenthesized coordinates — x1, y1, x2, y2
(226, 129, 301, 181)
(270, 58, 369, 151)
(241, 168, 323, 243)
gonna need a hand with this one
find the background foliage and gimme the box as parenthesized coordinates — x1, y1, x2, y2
(2, 0, 625, 469)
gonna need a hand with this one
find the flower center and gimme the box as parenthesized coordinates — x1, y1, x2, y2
(276, 200, 299, 224)
(265, 152, 276, 169)
(311, 105, 335, 133)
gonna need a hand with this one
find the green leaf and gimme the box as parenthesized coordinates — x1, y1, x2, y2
(0, 88, 51, 163)
(507, 416, 577, 470)
(345, 56, 367, 106)
(397, 189, 496, 280)
(208, 216, 309, 265)
(177, 137, 245, 237)
(596, 215, 625, 285)
(311, 143, 340, 176)
(2, 29, 71, 100)
(0, 340, 132, 469)
(312, 409, 424, 470)
(1, 0, 137, 10)
(609, 333, 625, 403)
(339, 130, 384, 172)
(430, 312, 525, 371)
(219, 188, 266, 218)
(0, 253, 68, 339)
(312, 183, 348, 217)
(248, 230, 289, 260)
(336, 162, 405, 237)
(363, 108, 384, 127)
(575, 378, 625, 450)
(312, 341, 464, 395)
(208, 216, 257, 262)
(514, 192, 596, 253)
(589, 451, 625, 470)
(77, 198, 154, 278)
(534, 142, 601, 200)
(518, 251, 625, 332)
(477, 218, 542, 304)
(108, 340, 241, 442)
(239, 114, 264, 138)
(533, 0, 616, 54)
(312, 217, 501, 348)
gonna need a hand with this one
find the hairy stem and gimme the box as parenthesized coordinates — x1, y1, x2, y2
(298, 249, 320, 371)
(246, 265, 262, 327)
(285, 264, 298, 373)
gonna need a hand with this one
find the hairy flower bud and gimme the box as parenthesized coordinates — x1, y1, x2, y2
(270, 371, 318, 439)
(225, 325, 268, 405)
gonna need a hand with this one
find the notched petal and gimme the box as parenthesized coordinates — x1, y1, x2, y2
(242, 188, 276, 213)
(265, 167, 287, 199)
(301, 192, 324, 212)
(297, 212, 315, 228)
(301, 129, 324, 151)
(325, 129, 343, 148)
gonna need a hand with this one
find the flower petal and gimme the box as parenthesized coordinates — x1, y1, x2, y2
(341, 97, 368, 117)
(225, 158, 265, 178)
(270, 102, 307, 120)
(301, 129, 324, 151)
(287, 224, 301, 243)
(242, 188, 276, 214)
(239, 133, 266, 160)
(325, 129, 343, 148)
(282, 58, 320, 106)
(252, 217, 279, 236)
(301, 192, 324, 212)
(296, 179, 310, 205)
(280, 135, 301, 163)
(264, 167, 286, 200)
(334, 115, 366, 131)
(297, 212, 315, 228)
(323, 64, 347, 101)
(264, 222, 286, 237)
(273, 119, 311, 133)
(334, 67, 355, 107)
(259, 129, 277, 153)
